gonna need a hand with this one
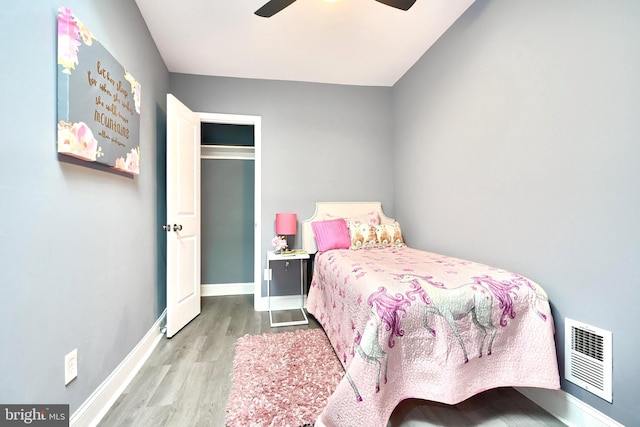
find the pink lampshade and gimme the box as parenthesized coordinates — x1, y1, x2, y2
(275, 213, 297, 235)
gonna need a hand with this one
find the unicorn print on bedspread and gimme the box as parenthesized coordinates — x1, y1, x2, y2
(399, 273, 522, 364)
(511, 274, 550, 321)
(470, 275, 519, 327)
(347, 287, 410, 402)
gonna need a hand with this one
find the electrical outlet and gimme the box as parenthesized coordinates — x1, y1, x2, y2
(65, 349, 78, 386)
(264, 268, 272, 281)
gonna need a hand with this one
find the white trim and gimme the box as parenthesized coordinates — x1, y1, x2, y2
(197, 112, 262, 314)
(201, 283, 254, 296)
(255, 294, 269, 312)
(253, 119, 262, 313)
(70, 310, 166, 427)
(258, 295, 307, 312)
(516, 387, 624, 427)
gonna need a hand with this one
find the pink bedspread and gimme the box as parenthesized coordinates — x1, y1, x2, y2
(306, 246, 560, 427)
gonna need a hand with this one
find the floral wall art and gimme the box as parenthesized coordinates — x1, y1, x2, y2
(57, 7, 141, 175)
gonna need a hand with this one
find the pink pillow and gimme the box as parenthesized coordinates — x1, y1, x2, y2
(311, 218, 351, 252)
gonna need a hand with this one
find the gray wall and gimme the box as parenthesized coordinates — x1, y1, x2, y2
(169, 74, 395, 295)
(0, 0, 169, 412)
(392, 1, 639, 425)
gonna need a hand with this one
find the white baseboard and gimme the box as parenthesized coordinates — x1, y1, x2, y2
(201, 282, 253, 297)
(254, 294, 307, 312)
(516, 387, 624, 427)
(70, 310, 166, 427)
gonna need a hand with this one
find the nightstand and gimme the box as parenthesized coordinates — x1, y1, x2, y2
(266, 250, 310, 327)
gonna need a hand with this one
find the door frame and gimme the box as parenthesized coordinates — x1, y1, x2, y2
(198, 112, 262, 310)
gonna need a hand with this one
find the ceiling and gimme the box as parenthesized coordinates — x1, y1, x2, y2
(134, 0, 475, 87)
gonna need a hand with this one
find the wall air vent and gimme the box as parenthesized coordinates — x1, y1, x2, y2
(564, 318, 612, 402)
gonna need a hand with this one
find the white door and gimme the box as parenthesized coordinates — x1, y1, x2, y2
(166, 94, 201, 338)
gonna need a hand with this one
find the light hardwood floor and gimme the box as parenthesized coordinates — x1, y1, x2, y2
(99, 295, 566, 427)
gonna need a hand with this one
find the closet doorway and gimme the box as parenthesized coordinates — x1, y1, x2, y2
(199, 113, 261, 309)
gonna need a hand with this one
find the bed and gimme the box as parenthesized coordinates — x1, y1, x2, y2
(302, 202, 560, 427)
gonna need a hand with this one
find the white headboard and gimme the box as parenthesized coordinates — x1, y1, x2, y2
(301, 201, 395, 254)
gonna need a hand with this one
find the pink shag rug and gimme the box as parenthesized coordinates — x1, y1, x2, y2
(226, 328, 344, 427)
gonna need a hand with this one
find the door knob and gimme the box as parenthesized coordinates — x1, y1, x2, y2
(173, 224, 183, 232)
(162, 224, 171, 232)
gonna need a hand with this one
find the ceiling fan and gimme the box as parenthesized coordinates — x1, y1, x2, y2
(255, 0, 417, 17)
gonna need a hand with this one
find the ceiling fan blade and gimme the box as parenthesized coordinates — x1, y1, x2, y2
(255, 0, 298, 17)
(374, 0, 417, 11)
